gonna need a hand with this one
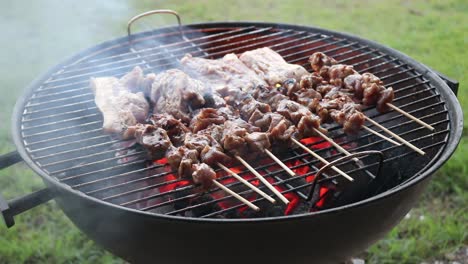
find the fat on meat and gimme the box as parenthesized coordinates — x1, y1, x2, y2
(90, 66, 150, 138)
(239, 47, 309, 86)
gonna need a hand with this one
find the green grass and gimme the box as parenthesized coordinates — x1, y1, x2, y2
(0, 0, 466, 263)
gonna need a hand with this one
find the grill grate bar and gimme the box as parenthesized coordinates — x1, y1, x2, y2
(24, 128, 103, 147)
(59, 159, 147, 182)
(43, 27, 275, 85)
(49, 150, 146, 176)
(21, 113, 100, 131)
(33, 139, 120, 161)
(79, 27, 258, 66)
(28, 134, 109, 154)
(62, 26, 257, 72)
(22, 107, 98, 123)
(33, 33, 323, 95)
(22, 120, 101, 139)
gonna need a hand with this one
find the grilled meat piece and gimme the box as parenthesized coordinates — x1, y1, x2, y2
(276, 100, 325, 137)
(239, 47, 309, 85)
(343, 74, 365, 100)
(309, 52, 337, 72)
(181, 53, 266, 95)
(311, 53, 394, 113)
(245, 132, 271, 153)
(149, 69, 209, 123)
(300, 72, 324, 90)
(328, 64, 357, 87)
(251, 85, 289, 110)
(296, 89, 322, 111)
(376, 87, 394, 112)
(221, 120, 249, 156)
(184, 132, 231, 166)
(329, 102, 365, 135)
(190, 108, 226, 133)
(282, 78, 301, 97)
(133, 124, 172, 160)
(166, 146, 200, 179)
(150, 114, 190, 146)
(91, 67, 150, 138)
(191, 163, 216, 190)
(240, 96, 271, 120)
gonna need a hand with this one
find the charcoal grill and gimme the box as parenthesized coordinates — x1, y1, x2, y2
(0, 10, 462, 264)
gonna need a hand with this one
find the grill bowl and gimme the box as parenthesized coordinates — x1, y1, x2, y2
(3, 21, 463, 263)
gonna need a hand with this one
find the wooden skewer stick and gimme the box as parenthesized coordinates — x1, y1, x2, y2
(387, 103, 435, 131)
(312, 128, 360, 163)
(362, 125, 401, 146)
(217, 162, 276, 204)
(235, 155, 290, 205)
(212, 180, 260, 211)
(264, 149, 296, 177)
(365, 117, 425, 155)
(291, 138, 354, 182)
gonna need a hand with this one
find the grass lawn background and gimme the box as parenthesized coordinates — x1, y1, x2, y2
(0, 1, 466, 263)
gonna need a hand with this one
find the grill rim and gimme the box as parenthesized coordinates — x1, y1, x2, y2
(11, 21, 463, 223)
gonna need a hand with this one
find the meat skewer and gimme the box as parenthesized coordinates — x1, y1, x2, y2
(235, 155, 290, 205)
(236, 48, 402, 153)
(217, 163, 276, 204)
(212, 180, 260, 212)
(291, 138, 354, 182)
(307, 52, 427, 154)
(195, 111, 290, 204)
(139, 114, 265, 209)
(310, 51, 433, 130)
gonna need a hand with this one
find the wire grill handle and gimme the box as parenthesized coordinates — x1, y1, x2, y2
(127, 9, 186, 40)
(307, 150, 385, 201)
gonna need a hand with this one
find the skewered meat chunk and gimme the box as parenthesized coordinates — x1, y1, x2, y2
(191, 163, 217, 190)
(309, 52, 337, 72)
(328, 64, 357, 87)
(300, 72, 324, 90)
(221, 120, 251, 156)
(296, 89, 322, 111)
(250, 85, 289, 110)
(91, 67, 150, 138)
(181, 53, 266, 95)
(133, 124, 172, 160)
(184, 132, 231, 166)
(150, 114, 190, 147)
(376, 87, 394, 113)
(166, 146, 199, 179)
(329, 102, 365, 135)
(240, 96, 271, 120)
(311, 52, 394, 113)
(276, 100, 325, 137)
(190, 108, 226, 133)
(282, 78, 301, 97)
(343, 74, 365, 99)
(239, 47, 309, 85)
(245, 132, 271, 153)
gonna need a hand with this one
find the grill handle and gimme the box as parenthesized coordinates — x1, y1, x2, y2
(308, 150, 384, 201)
(0, 151, 55, 228)
(127, 9, 187, 40)
(434, 71, 459, 96)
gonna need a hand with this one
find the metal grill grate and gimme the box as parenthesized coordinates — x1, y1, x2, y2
(20, 24, 449, 219)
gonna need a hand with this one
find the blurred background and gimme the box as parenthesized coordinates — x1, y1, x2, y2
(0, 0, 466, 263)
